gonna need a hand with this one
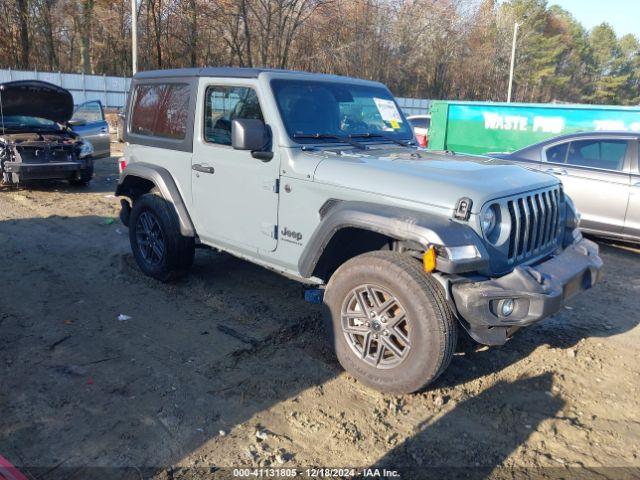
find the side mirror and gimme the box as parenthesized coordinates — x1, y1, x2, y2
(231, 118, 273, 161)
(68, 118, 87, 127)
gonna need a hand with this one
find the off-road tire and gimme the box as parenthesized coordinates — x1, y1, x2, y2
(324, 251, 457, 394)
(129, 193, 195, 282)
(69, 165, 94, 186)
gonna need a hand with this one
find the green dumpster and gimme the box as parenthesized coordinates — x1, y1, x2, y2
(428, 100, 640, 155)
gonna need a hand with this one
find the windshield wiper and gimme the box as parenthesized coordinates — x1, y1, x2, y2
(292, 133, 367, 150)
(348, 133, 414, 147)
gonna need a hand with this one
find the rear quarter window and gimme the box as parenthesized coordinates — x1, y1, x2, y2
(130, 83, 190, 140)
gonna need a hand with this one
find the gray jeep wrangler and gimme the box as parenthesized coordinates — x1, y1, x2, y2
(116, 68, 602, 393)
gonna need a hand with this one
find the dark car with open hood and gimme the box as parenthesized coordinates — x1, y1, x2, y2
(0, 80, 95, 186)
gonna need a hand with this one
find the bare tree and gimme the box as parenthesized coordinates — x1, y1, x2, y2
(16, 0, 30, 68)
(0, 0, 637, 105)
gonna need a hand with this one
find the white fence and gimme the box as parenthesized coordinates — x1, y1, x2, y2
(0, 68, 130, 108)
(395, 97, 432, 116)
(0, 68, 431, 114)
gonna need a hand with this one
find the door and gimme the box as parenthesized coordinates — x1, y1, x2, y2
(623, 140, 640, 239)
(71, 100, 111, 158)
(542, 138, 631, 235)
(191, 82, 279, 253)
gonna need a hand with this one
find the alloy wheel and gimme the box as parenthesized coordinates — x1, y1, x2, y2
(340, 284, 411, 369)
(135, 211, 165, 267)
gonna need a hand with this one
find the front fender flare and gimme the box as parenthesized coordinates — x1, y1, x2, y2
(115, 162, 195, 237)
(298, 201, 490, 278)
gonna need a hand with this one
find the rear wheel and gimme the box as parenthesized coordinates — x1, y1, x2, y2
(129, 193, 195, 282)
(324, 251, 457, 393)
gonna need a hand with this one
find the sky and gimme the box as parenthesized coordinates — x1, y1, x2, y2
(550, 0, 640, 37)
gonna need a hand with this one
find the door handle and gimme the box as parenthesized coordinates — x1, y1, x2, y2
(100, 127, 108, 133)
(545, 168, 567, 176)
(192, 164, 215, 174)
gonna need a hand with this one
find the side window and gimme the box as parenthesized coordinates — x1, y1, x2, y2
(130, 83, 190, 140)
(566, 139, 627, 171)
(204, 86, 264, 146)
(72, 101, 103, 123)
(545, 142, 568, 163)
(130, 85, 158, 136)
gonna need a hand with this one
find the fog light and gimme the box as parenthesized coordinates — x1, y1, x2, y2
(499, 298, 515, 317)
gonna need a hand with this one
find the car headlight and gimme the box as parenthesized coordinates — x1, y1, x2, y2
(481, 204, 498, 237)
(79, 140, 94, 158)
(481, 203, 508, 245)
(565, 195, 580, 229)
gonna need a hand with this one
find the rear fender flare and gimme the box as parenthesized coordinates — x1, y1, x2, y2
(115, 162, 195, 237)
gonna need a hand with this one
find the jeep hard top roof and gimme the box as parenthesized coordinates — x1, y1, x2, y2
(133, 67, 385, 87)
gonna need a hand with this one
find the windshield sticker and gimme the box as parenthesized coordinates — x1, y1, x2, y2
(373, 98, 403, 127)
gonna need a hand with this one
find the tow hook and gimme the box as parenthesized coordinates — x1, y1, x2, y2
(524, 266, 545, 285)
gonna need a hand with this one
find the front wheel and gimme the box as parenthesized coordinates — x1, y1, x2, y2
(324, 251, 457, 394)
(128, 193, 195, 282)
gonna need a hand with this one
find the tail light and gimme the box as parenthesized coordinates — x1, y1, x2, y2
(118, 157, 128, 173)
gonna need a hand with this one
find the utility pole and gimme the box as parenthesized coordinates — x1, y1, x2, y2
(507, 22, 519, 103)
(131, 0, 138, 75)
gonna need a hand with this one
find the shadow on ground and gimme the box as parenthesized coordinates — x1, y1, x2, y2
(0, 211, 637, 479)
(372, 373, 563, 478)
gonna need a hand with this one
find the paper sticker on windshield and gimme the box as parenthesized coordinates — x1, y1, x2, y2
(373, 98, 403, 127)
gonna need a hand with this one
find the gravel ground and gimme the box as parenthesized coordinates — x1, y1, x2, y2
(0, 146, 639, 479)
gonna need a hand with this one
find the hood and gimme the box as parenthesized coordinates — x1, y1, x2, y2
(0, 80, 74, 124)
(311, 146, 558, 213)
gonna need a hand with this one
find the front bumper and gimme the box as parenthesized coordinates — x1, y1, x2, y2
(3, 161, 85, 181)
(451, 237, 602, 345)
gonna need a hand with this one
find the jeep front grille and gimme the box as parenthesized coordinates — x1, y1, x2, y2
(506, 187, 563, 262)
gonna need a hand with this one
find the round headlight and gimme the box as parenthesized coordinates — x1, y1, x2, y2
(481, 205, 497, 236)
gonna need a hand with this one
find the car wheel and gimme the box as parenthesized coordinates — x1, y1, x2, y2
(129, 193, 195, 282)
(324, 251, 457, 394)
(69, 164, 94, 186)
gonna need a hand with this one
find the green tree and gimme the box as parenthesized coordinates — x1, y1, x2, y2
(500, 0, 567, 102)
(618, 33, 640, 104)
(587, 23, 629, 104)
(546, 6, 591, 102)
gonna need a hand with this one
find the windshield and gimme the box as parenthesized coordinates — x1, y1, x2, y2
(271, 79, 413, 144)
(1, 115, 60, 130)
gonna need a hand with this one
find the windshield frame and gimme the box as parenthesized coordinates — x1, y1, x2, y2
(269, 78, 414, 146)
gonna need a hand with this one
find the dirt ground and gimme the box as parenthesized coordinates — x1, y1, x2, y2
(1, 141, 639, 479)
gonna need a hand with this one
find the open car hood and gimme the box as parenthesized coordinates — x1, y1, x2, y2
(0, 80, 74, 124)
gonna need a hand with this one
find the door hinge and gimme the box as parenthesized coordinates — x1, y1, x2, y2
(262, 178, 279, 193)
(261, 222, 278, 239)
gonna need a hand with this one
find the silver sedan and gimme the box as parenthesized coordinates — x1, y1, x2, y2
(491, 131, 640, 243)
